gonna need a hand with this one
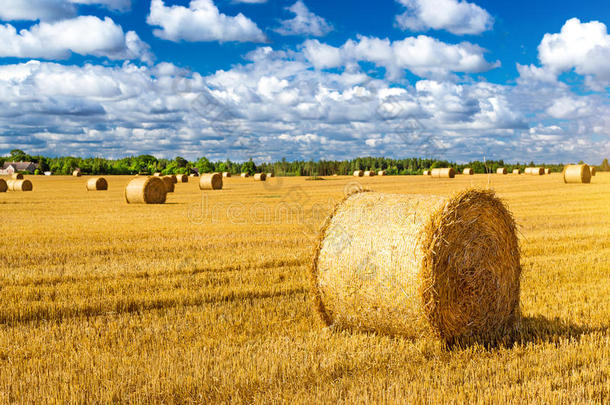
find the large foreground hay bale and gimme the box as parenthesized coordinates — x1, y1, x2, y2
(241, 173, 249, 178)
(463, 168, 473, 175)
(512, 169, 521, 175)
(431, 168, 455, 178)
(11, 173, 24, 180)
(7, 179, 33, 191)
(363, 171, 375, 177)
(311, 189, 521, 343)
(168, 174, 177, 184)
(223, 172, 231, 178)
(0, 178, 7, 192)
(378, 170, 386, 176)
(176, 174, 188, 183)
(162, 176, 175, 192)
(590, 166, 596, 176)
(563, 164, 591, 184)
(254, 173, 267, 181)
(200, 173, 223, 190)
(353, 170, 364, 177)
(125, 177, 166, 204)
(86, 177, 108, 191)
(497, 168, 507, 175)
(72, 170, 82, 177)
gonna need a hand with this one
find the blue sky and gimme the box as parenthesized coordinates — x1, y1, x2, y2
(0, 0, 608, 163)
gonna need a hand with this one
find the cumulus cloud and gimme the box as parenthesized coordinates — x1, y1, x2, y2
(0, 16, 152, 62)
(396, 0, 493, 35)
(70, 0, 132, 12)
(275, 1, 332, 37)
(303, 35, 499, 79)
(147, 0, 266, 43)
(0, 0, 131, 21)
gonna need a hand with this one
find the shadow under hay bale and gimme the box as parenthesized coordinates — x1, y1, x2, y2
(311, 189, 521, 344)
(125, 177, 166, 204)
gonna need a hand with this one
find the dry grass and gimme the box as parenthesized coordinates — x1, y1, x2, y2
(0, 173, 609, 403)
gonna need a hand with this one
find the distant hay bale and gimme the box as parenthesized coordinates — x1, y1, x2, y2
(524, 168, 532, 174)
(423, 170, 430, 176)
(125, 176, 166, 204)
(254, 173, 267, 181)
(153, 172, 162, 177)
(431, 168, 455, 178)
(0, 178, 7, 192)
(241, 173, 250, 178)
(7, 179, 33, 191)
(73, 170, 82, 177)
(311, 189, 521, 343)
(529, 167, 544, 175)
(497, 168, 507, 175)
(463, 168, 473, 175)
(589, 166, 596, 176)
(563, 164, 591, 184)
(544, 168, 551, 175)
(176, 174, 188, 183)
(86, 177, 108, 191)
(199, 173, 223, 190)
(363, 171, 375, 177)
(161, 176, 175, 193)
(11, 173, 24, 180)
(512, 169, 521, 175)
(353, 170, 364, 177)
(223, 172, 231, 178)
(189, 174, 197, 177)
(267, 173, 275, 178)
(378, 170, 386, 176)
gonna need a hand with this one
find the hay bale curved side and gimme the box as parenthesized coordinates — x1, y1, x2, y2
(7, 179, 33, 191)
(431, 168, 455, 178)
(73, 170, 81, 177)
(200, 173, 223, 190)
(363, 171, 375, 177)
(267, 173, 275, 178)
(544, 168, 551, 175)
(590, 166, 596, 176)
(86, 177, 108, 191)
(530, 167, 544, 175)
(161, 176, 175, 192)
(11, 173, 24, 180)
(463, 168, 473, 175)
(311, 189, 521, 342)
(378, 170, 386, 176)
(125, 177, 166, 204)
(563, 164, 591, 184)
(0, 178, 7, 192)
(353, 170, 364, 177)
(497, 168, 507, 175)
(423, 170, 430, 176)
(254, 173, 267, 181)
(223, 172, 231, 178)
(176, 174, 188, 183)
(241, 173, 249, 178)
(512, 169, 521, 174)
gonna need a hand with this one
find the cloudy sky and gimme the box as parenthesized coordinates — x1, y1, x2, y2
(0, 0, 608, 163)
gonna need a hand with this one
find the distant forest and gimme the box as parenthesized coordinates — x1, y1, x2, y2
(3, 149, 609, 176)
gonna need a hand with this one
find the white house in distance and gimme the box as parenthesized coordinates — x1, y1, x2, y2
(0, 161, 39, 175)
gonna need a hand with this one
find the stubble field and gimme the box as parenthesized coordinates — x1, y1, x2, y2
(1, 173, 609, 403)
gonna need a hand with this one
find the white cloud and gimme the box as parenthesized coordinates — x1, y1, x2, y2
(275, 1, 332, 37)
(396, 0, 493, 35)
(232, 0, 267, 3)
(537, 18, 610, 88)
(546, 96, 592, 119)
(0, 16, 151, 62)
(70, 0, 132, 12)
(303, 35, 499, 79)
(147, 0, 266, 43)
(0, 0, 76, 21)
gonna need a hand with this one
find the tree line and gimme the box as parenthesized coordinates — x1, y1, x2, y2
(2, 149, 609, 176)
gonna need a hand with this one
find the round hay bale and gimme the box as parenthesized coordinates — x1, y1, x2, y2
(311, 189, 521, 343)
(86, 177, 108, 191)
(125, 176, 167, 204)
(497, 168, 507, 175)
(378, 170, 386, 176)
(7, 179, 33, 191)
(423, 170, 430, 176)
(11, 173, 24, 180)
(223, 172, 231, 178)
(200, 173, 223, 190)
(431, 168, 455, 178)
(241, 173, 250, 178)
(72, 170, 82, 177)
(589, 166, 596, 176)
(353, 170, 364, 177)
(463, 168, 473, 175)
(363, 171, 375, 177)
(0, 178, 7, 192)
(189, 173, 198, 178)
(168, 174, 177, 184)
(176, 174, 188, 183)
(544, 168, 551, 175)
(153, 172, 162, 177)
(529, 167, 544, 175)
(524, 168, 532, 175)
(512, 169, 521, 175)
(254, 173, 267, 181)
(267, 173, 275, 178)
(563, 164, 591, 184)
(161, 176, 175, 192)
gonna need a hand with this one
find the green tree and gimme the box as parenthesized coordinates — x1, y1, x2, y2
(600, 158, 610, 171)
(241, 159, 256, 175)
